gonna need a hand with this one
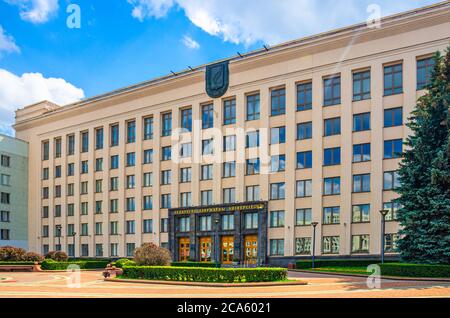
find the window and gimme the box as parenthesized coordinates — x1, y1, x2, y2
(95, 244, 103, 257)
(384, 63, 403, 95)
(1, 192, 10, 204)
(126, 243, 135, 257)
(81, 223, 89, 236)
(352, 235, 370, 253)
(160, 218, 169, 233)
(246, 185, 260, 201)
(110, 155, 119, 169)
(143, 195, 153, 210)
(201, 164, 213, 180)
(324, 147, 341, 166)
(246, 131, 259, 148)
(161, 194, 171, 209)
(42, 226, 49, 238)
(110, 199, 118, 213)
(54, 185, 61, 198)
(110, 243, 118, 257)
(417, 57, 435, 90)
(324, 177, 340, 195)
(353, 113, 371, 132)
(126, 120, 136, 143)
(81, 244, 89, 257)
(1, 211, 10, 222)
(244, 212, 258, 229)
(162, 146, 171, 161)
(126, 175, 135, 189)
(143, 172, 153, 187)
(81, 160, 88, 174)
(202, 104, 214, 129)
(270, 211, 285, 228)
(352, 204, 370, 223)
(181, 108, 192, 132)
(383, 201, 401, 221)
(143, 149, 153, 164)
(110, 221, 119, 235)
(1, 229, 10, 241)
(110, 177, 119, 191)
(143, 219, 153, 233)
(42, 141, 49, 160)
(271, 88, 286, 116)
(201, 190, 213, 206)
(296, 208, 312, 226)
(270, 183, 285, 200)
(161, 112, 172, 136)
(1, 174, 10, 186)
(81, 202, 88, 215)
(180, 143, 192, 158)
(67, 135, 75, 155)
(353, 174, 371, 193)
(67, 204, 74, 217)
(67, 224, 75, 236)
(246, 158, 260, 175)
(126, 220, 135, 234)
(180, 167, 192, 183)
(143, 117, 153, 140)
(223, 135, 236, 152)
(95, 158, 103, 172)
(110, 124, 119, 147)
(67, 163, 74, 176)
(126, 197, 136, 212)
(223, 161, 236, 178)
(53, 166, 61, 179)
(323, 206, 340, 224)
(383, 171, 401, 190)
(295, 237, 311, 255)
(271, 155, 285, 172)
(296, 180, 312, 197)
(246, 94, 260, 120)
(67, 184, 74, 196)
(270, 239, 284, 256)
(297, 122, 312, 140)
(54, 138, 61, 158)
(353, 143, 371, 162)
(384, 139, 403, 159)
(42, 168, 49, 180)
(297, 82, 312, 111)
(222, 214, 234, 230)
(384, 107, 403, 127)
(95, 128, 104, 149)
(199, 216, 212, 231)
(180, 192, 192, 207)
(271, 126, 286, 144)
(126, 152, 136, 166)
(95, 222, 103, 235)
(223, 99, 236, 125)
(324, 76, 341, 106)
(179, 217, 190, 232)
(42, 187, 49, 199)
(385, 233, 400, 252)
(1, 155, 10, 167)
(323, 236, 340, 254)
(324, 117, 341, 136)
(353, 70, 371, 101)
(161, 170, 172, 185)
(202, 139, 214, 155)
(54, 205, 61, 217)
(297, 151, 312, 169)
(223, 188, 236, 204)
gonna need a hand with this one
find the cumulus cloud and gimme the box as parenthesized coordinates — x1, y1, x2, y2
(0, 69, 84, 136)
(0, 25, 20, 56)
(127, 0, 438, 45)
(4, 0, 59, 24)
(181, 35, 200, 49)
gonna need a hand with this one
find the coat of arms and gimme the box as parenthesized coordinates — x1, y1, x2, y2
(205, 61, 229, 99)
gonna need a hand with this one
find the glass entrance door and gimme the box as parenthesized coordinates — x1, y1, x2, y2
(199, 237, 212, 262)
(244, 235, 258, 265)
(221, 236, 234, 264)
(178, 237, 190, 262)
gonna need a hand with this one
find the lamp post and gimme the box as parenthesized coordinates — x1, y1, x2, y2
(71, 232, 77, 257)
(56, 225, 62, 250)
(379, 209, 389, 264)
(311, 222, 319, 269)
(214, 217, 220, 264)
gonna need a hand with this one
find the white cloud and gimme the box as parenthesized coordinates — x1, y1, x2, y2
(127, 0, 438, 45)
(0, 69, 84, 136)
(181, 35, 200, 49)
(0, 25, 20, 56)
(4, 0, 59, 24)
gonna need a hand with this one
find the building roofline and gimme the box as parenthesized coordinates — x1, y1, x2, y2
(0, 133, 29, 145)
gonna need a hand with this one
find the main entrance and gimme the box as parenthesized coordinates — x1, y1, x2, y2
(178, 237, 190, 262)
(221, 236, 234, 264)
(244, 235, 258, 265)
(199, 237, 212, 262)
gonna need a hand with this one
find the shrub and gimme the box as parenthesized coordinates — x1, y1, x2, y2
(296, 259, 389, 269)
(45, 251, 68, 262)
(25, 252, 44, 262)
(40, 259, 110, 270)
(134, 243, 172, 266)
(115, 258, 136, 268)
(171, 261, 221, 268)
(121, 266, 287, 283)
(0, 246, 27, 261)
(380, 263, 450, 278)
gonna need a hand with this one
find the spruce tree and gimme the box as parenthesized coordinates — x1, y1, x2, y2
(396, 47, 450, 264)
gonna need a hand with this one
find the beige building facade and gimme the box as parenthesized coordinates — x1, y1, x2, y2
(14, 2, 450, 263)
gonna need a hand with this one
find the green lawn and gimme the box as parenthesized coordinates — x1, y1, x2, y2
(303, 267, 369, 275)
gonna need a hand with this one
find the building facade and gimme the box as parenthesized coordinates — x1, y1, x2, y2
(14, 3, 450, 264)
(0, 134, 29, 249)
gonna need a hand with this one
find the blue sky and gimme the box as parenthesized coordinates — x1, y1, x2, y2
(0, 0, 441, 135)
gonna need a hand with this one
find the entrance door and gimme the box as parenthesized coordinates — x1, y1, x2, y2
(221, 236, 234, 264)
(199, 237, 212, 262)
(244, 235, 258, 265)
(178, 237, 190, 262)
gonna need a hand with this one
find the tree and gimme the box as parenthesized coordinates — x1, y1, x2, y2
(396, 47, 450, 264)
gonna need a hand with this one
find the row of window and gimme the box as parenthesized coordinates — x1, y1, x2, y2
(42, 242, 141, 258)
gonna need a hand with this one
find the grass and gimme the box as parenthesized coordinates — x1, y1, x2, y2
(308, 267, 370, 275)
(115, 275, 297, 284)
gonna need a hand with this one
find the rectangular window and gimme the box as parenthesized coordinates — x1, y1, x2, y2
(353, 70, 371, 101)
(67, 184, 74, 196)
(95, 244, 103, 257)
(126, 220, 135, 234)
(81, 160, 88, 174)
(324, 117, 341, 136)
(161, 194, 171, 209)
(384, 63, 403, 96)
(246, 131, 259, 148)
(297, 151, 312, 169)
(297, 82, 312, 111)
(246, 94, 260, 120)
(222, 214, 234, 230)
(126, 197, 136, 212)
(223, 99, 236, 125)
(110, 124, 119, 147)
(352, 235, 370, 253)
(110, 243, 118, 257)
(385, 233, 400, 252)
(110, 177, 119, 191)
(180, 143, 192, 158)
(353, 113, 371, 132)
(202, 104, 214, 129)
(81, 223, 89, 236)
(352, 204, 370, 223)
(110, 221, 119, 235)
(110, 155, 119, 169)
(162, 112, 172, 136)
(180, 167, 192, 183)
(54, 166, 61, 178)
(143, 195, 153, 210)
(1, 155, 10, 167)
(126, 152, 136, 166)
(322, 236, 340, 254)
(353, 174, 371, 193)
(67, 224, 75, 236)
(296, 180, 312, 198)
(180, 192, 192, 207)
(223, 161, 236, 178)
(143, 149, 153, 164)
(54, 185, 61, 198)
(67, 204, 74, 217)
(324, 177, 340, 195)
(270, 210, 285, 228)
(199, 216, 212, 231)
(42, 167, 49, 180)
(80, 202, 88, 215)
(67, 163, 74, 176)
(324, 76, 341, 106)
(161, 170, 172, 185)
(95, 158, 103, 172)
(417, 57, 435, 90)
(0, 192, 10, 204)
(244, 212, 258, 229)
(324, 147, 341, 166)
(271, 126, 286, 144)
(160, 218, 169, 233)
(181, 108, 192, 132)
(42, 187, 48, 199)
(223, 188, 236, 204)
(110, 199, 118, 213)
(246, 158, 260, 175)
(95, 222, 103, 235)
(383, 201, 402, 221)
(201, 190, 213, 206)
(143, 172, 153, 187)
(42, 140, 49, 160)
(1, 174, 10, 186)
(270, 182, 285, 200)
(296, 208, 312, 226)
(127, 120, 136, 143)
(297, 122, 312, 140)
(162, 146, 171, 161)
(271, 88, 286, 116)
(126, 243, 135, 257)
(353, 143, 371, 162)
(223, 135, 236, 152)
(80, 132, 89, 153)
(271, 155, 285, 172)
(126, 175, 135, 189)
(323, 207, 340, 224)
(270, 239, 284, 256)
(54, 205, 61, 217)
(201, 164, 213, 180)
(202, 139, 214, 155)
(95, 128, 104, 149)
(54, 138, 61, 158)
(384, 139, 403, 159)
(179, 217, 190, 232)
(295, 237, 311, 255)
(143, 219, 153, 233)
(0, 211, 10, 222)
(383, 171, 401, 190)
(384, 107, 403, 127)
(246, 185, 260, 201)
(143, 117, 153, 140)
(67, 135, 75, 155)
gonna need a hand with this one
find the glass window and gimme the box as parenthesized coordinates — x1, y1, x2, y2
(352, 235, 370, 253)
(223, 161, 236, 178)
(126, 197, 136, 212)
(384, 63, 403, 95)
(202, 104, 214, 129)
(324, 76, 341, 106)
(143, 117, 153, 140)
(383, 201, 402, 221)
(126, 152, 135, 166)
(161, 194, 171, 209)
(201, 190, 213, 206)
(180, 143, 192, 158)
(244, 212, 258, 229)
(296, 208, 312, 226)
(81, 161, 88, 174)
(67, 135, 75, 155)
(297, 122, 312, 140)
(202, 139, 214, 155)
(323, 207, 340, 224)
(324, 177, 340, 195)
(324, 147, 341, 166)
(246, 158, 260, 175)
(271, 126, 286, 144)
(384, 107, 403, 127)
(1, 155, 10, 167)
(162, 112, 172, 136)
(110, 155, 119, 169)
(270, 211, 285, 228)
(179, 217, 190, 232)
(181, 108, 192, 132)
(81, 132, 89, 153)
(201, 164, 213, 180)
(143, 149, 153, 164)
(297, 82, 312, 111)
(143, 219, 153, 233)
(222, 214, 234, 230)
(271, 155, 285, 172)
(270, 239, 284, 256)
(110, 124, 119, 147)
(127, 120, 136, 143)
(385, 233, 400, 252)
(161, 170, 172, 185)
(162, 146, 171, 161)
(383, 171, 401, 190)
(417, 57, 435, 90)
(295, 237, 311, 255)
(95, 128, 104, 149)
(271, 88, 286, 116)
(353, 70, 371, 101)
(352, 204, 370, 223)
(42, 140, 49, 160)
(246, 131, 259, 148)
(384, 139, 403, 159)
(297, 151, 312, 169)
(126, 175, 135, 189)
(296, 180, 312, 198)
(180, 192, 192, 207)
(54, 138, 61, 158)
(353, 143, 371, 162)
(110, 177, 119, 191)
(353, 113, 371, 132)
(246, 185, 260, 201)
(143, 172, 153, 187)
(246, 94, 260, 121)
(199, 216, 212, 231)
(270, 182, 285, 200)
(223, 99, 236, 125)
(143, 195, 153, 210)
(322, 236, 340, 254)
(95, 158, 103, 172)
(353, 174, 371, 193)
(180, 167, 192, 183)
(324, 117, 341, 136)
(160, 219, 169, 233)
(223, 135, 236, 152)
(223, 188, 235, 204)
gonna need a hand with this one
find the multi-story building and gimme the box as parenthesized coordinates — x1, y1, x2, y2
(14, 3, 450, 264)
(0, 134, 29, 249)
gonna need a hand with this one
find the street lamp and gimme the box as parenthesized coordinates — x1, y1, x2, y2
(311, 222, 319, 269)
(379, 209, 389, 264)
(56, 225, 62, 250)
(71, 232, 77, 257)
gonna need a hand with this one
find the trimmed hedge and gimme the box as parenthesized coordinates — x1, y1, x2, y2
(171, 261, 221, 268)
(0, 261, 37, 266)
(380, 263, 450, 278)
(115, 258, 136, 268)
(296, 259, 387, 269)
(41, 259, 110, 270)
(121, 266, 287, 283)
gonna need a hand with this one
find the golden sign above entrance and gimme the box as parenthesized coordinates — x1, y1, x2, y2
(173, 203, 266, 215)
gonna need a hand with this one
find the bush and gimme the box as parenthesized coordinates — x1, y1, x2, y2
(0, 246, 27, 261)
(115, 258, 136, 268)
(171, 261, 221, 268)
(380, 263, 450, 278)
(296, 259, 388, 269)
(45, 251, 68, 262)
(25, 252, 44, 262)
(121, 266, 287, 283)
(0, 261, 36, 265)
(134, 243, 172, 266)
(41, 259, 110, 270)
